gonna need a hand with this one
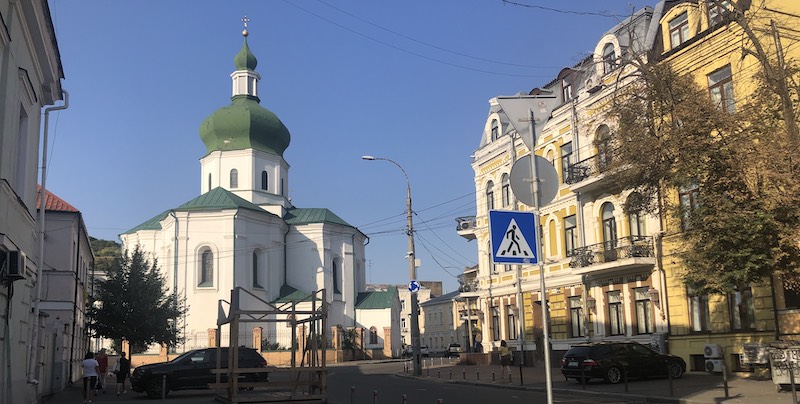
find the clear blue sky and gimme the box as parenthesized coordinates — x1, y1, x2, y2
(45, 0, 655, 293)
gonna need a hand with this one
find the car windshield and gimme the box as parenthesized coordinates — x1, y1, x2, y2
(566, 346, 593, 357)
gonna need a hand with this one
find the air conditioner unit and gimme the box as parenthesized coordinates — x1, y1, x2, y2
(5, 250, 25, 281)
(585, 74, 603, 93)
(458, 222, 472, 231)
(704, 343, 723, 358)
(705, 358, 724, 373)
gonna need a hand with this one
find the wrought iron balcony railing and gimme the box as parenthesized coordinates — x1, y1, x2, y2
(568, 236, 654, 268)
(565, 153, 613, 184)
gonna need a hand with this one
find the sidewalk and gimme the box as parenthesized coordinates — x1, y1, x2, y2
(42, 378, 216, 404)
(401, 357, 794, 404)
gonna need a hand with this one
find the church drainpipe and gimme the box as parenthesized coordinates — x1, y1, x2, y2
(29, 89, 69, 386)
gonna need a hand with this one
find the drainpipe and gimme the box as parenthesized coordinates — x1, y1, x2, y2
(28, 89, 69, 386)
(68, 215, 84, 385)
(168, 210, 180, 350)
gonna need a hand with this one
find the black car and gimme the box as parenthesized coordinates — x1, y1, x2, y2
(130, 347, 268, 398)
(560, 341, 686, 384)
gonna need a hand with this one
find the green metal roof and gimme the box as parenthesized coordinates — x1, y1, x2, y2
(284, 208, 353, 227)
(234, 37, 257, 71)
(272, 284, 314, 303)
(356, 286, 398, 310)
(121, 210, 170, 234)
(122, 188, 275, 235)
(176, 187, 268, 212)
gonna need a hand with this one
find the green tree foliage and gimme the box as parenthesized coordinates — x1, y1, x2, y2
(605, 54, 800, 294)
(88, 245, 187, 353)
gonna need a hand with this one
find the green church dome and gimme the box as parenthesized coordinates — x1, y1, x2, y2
(199, 33, 290, 157)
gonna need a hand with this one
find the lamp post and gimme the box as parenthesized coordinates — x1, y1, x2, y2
(362, 155, 422, 376)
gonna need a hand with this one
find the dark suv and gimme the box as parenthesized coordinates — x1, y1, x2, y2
(561, 341, 685, 384)
(130, 347, 268, 398)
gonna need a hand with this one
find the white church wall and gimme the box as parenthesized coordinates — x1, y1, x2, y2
(356, 308, 391, 349)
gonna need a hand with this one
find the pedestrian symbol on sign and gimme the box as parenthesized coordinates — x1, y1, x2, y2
(496, 219, 534, 258)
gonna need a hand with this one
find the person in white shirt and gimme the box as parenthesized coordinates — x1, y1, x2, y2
(81, 351, 99, 404)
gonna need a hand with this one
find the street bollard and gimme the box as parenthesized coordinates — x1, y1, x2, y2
(440, 357, 443, 366)
(162, 375, 167, 400)
(463, 369, 466, 380)
(402, 394, 407, 404)
(374, 390, 378, 404)
(351, 386, 356, 404)
(477, 369, 480, 381)
(508, 372, 512, 384)
(623, 365, 629, 393)
(449, 369, 452, 380)
(581, 366, 586, 390)
(492, 370, 495, 382)
(438, 369, 440, 378)
(667, 361, 675, 397)
(427, 367, 430, 377)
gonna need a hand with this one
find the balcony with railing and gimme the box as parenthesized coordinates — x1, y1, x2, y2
(569, 236, 655, 274)
(565, 153, 613, 193)
(456, 216, 477, 240)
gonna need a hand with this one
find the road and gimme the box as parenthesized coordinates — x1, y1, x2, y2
(327, 361, 642, 404)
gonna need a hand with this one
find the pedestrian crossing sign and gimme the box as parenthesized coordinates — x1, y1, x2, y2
(489, 210, 538, 264)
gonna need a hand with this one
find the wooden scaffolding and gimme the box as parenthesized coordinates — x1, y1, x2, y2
(212, 287, 328, 404)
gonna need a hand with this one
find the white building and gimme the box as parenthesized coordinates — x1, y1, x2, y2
(120, 29, 368, 350)
(355, 286, 401, 358)
(0, 1, 65, 403)
(36, 187, 93, 394)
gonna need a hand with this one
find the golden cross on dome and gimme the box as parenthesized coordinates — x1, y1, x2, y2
(241, 16, 250, 37)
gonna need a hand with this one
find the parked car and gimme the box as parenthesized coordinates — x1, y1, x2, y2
(403, 345, 430, 358)
(447, 343, 464, 357)
(130, 347, 268, 398)
(560, 341, 685, 384)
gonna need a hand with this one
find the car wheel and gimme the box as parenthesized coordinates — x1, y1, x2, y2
(145, 377, 168, 399)
(668, 362, 684, 379)
(604, 366, 622, 384)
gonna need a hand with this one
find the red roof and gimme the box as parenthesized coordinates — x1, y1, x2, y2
(36, 185, 80, 213)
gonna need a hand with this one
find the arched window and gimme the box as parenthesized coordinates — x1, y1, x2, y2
(501, 174, 511, 207)
(230, 169, 239, 188)
(200, 249, 214, 287)
(602, 43, 616, 74)
(601, 203, 617, 261)
(491, 119, 499, 141)
(596, 125, 612, 171)
(261, 171, 268, 190)
(627, 193, 646, 239)
(208, 173, 212, 192)
(486, 181, 495, 211)
(332, 259, 341, 295)
(369, 326, 378, 345)
(252, 251, 262, 288)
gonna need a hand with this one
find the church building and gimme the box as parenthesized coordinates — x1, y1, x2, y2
(120, 27, 368, 350)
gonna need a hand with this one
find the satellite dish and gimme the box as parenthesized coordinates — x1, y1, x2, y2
(509, 155, 559, 208)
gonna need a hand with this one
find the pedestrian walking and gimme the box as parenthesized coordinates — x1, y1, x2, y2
(499, 340, 511, 382)
(95, 348, 108, 394)
(115, 351, 131, 396)
(81, 351, 99, 404)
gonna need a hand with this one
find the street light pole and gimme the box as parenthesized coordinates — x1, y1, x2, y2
(362, 155, 422, 376)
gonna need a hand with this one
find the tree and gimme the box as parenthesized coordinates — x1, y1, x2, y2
(603, 3, 800, 294)
(88, 245, 187, 353)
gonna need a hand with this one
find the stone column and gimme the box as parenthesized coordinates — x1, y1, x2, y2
(383, 327, 392, 359)
(208, 328, 217, 347)
(253, 327, 262, 352)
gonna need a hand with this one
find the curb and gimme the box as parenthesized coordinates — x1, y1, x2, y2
(396, 371, 711, 404)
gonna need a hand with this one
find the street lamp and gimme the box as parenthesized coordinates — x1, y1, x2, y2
(362, 155, 422, 376)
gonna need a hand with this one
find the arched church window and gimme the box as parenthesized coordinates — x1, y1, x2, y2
(261, 171, 268, 191)
(332, 259, 341, 295)
(200, 249, 214, 287)
(252, 251, 262, 288)
(369, 326, 378, 345)
(230, 169, 239, 189)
